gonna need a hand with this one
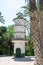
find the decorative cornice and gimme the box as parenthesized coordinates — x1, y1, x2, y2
(14, 31, 26, 33)
(14, 38, 27, 40)
(14, 25, 26, 27)
(13, 17, 26, 21)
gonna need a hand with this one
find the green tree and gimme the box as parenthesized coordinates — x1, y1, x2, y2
(21, 3, 30, 35)
(0, 26, 14, 55)
(7, 25, 14, 40)
(26, 33, 34, 56)
(0, 12, 5, 24)
(0, 26, 7, 55)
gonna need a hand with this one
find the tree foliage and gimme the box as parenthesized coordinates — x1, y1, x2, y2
(0, 26, 14, 55)
(0, 12, 5, 24)
(25, 33, 34, 56)
(7, 25, 14, 40)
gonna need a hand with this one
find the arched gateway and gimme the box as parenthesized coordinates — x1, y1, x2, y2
(16, 48, 21, 58)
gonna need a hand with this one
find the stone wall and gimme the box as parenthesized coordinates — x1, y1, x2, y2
(14, 41, 25, 54)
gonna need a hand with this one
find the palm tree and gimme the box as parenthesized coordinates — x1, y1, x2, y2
(21, 3, 30, 34)
(39, 0, 43, 65)
(0, 12, 5, 24)
(29, 0, 42, 65)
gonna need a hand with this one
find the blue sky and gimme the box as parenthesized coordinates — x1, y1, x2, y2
(0, 0, 26, 27)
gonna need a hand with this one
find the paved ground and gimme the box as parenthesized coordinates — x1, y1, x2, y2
(0, 56, 35, 65)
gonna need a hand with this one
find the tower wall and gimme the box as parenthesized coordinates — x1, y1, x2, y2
(13, 18, 27, 57)
(14, 41, 25, 54)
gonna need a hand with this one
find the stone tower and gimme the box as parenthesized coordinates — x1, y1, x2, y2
(12, 18, 27, 58)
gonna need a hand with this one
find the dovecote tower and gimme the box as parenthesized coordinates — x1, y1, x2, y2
(12, 18, 27, 58)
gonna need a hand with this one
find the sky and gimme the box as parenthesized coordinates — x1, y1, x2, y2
(0, 0, 26, 27)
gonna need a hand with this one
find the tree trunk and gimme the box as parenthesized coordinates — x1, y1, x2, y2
(39, 0, 43, 65)
(29, 0, 42, 65)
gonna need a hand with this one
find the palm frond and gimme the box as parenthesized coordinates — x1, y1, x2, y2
(0, 12, 5, 24)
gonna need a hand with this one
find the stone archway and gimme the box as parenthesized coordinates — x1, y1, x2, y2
(16, 48, 21, 58)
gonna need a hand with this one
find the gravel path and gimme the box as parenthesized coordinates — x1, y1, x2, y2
(0, 56, 35, 65)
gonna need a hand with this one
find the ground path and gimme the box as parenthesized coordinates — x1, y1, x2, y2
(0, 56, 35, 65)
